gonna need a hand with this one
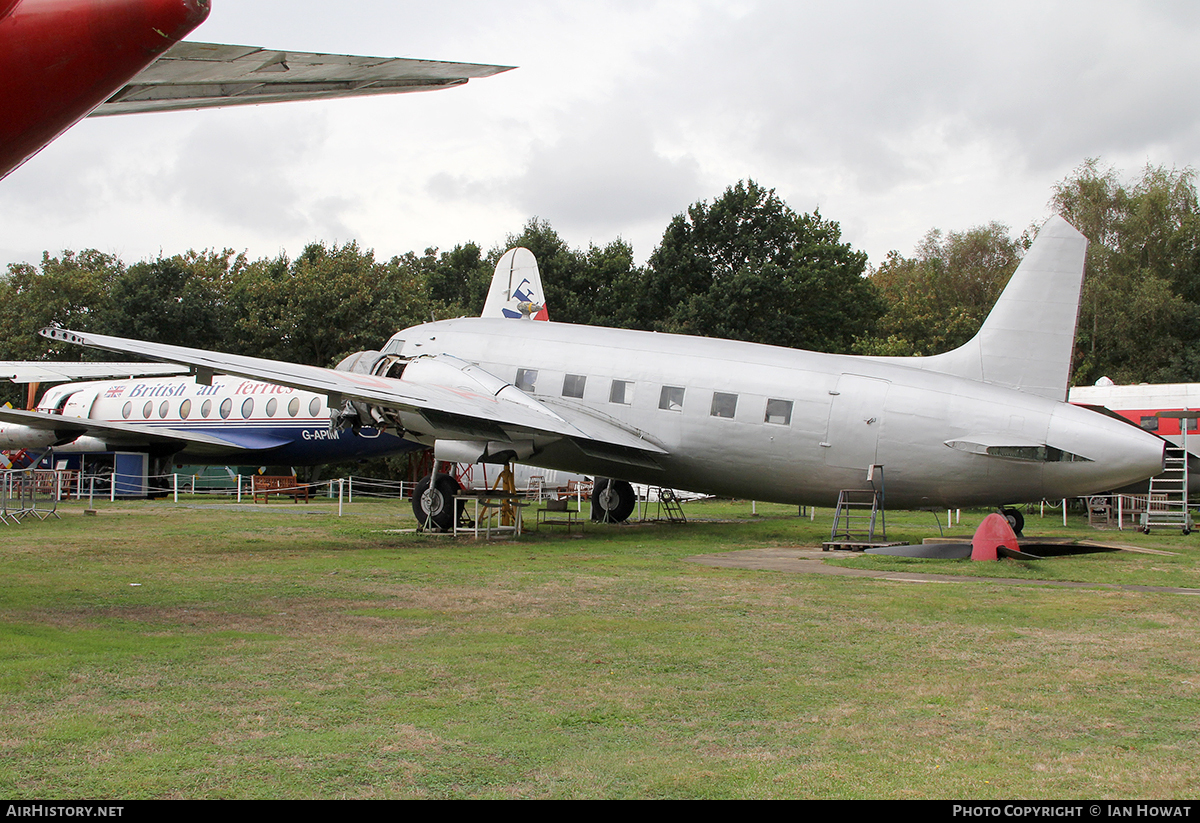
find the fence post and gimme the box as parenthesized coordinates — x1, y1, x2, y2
(237, 475, 242, 503)
(338, 478, 344, 517)
(173, 473, 178, 503)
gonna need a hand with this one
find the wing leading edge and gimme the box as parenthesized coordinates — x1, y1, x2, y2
(39, 327, 667, 466)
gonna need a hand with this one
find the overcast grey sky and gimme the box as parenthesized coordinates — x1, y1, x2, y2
(3, 0, 1198, 272)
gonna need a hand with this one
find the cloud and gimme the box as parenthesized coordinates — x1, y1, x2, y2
(159, 109, 355, 239)
(5, 0, 1200, 273)
(510, 106, 703, 235)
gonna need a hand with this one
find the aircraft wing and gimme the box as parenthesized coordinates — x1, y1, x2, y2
(88, 41, 513, 116)
(40, 328, 667, 460)
(0, 361, 188, 384)
(0, 406, 261, 453)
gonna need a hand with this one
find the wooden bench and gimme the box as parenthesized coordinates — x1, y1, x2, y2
(251, 475, 310, 503)
(536, 498, 582, 533)
(558, 479, 593, 501)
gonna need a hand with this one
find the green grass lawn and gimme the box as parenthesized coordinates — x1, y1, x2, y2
(0, 496, 1197, 798)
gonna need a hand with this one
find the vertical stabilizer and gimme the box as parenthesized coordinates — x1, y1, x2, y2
(896, 215, 1087, 401)
(481, 247, 549, 320)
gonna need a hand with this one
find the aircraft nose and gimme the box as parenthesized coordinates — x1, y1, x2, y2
(1049, 404, 1165, 494)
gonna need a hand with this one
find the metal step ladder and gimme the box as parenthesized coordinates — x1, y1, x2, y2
(1141, 446, 1192, 534)
(830, 487, 884, 543)
(658, 488, 686, 523)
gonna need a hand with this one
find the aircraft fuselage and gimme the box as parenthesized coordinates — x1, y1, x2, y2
(0, 0, 210, 180)
(390, 318, 1165, 508)
(0, 374, 415, 465)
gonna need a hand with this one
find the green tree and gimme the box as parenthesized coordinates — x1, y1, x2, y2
(1052, 159, 1200, 384)
(0, 250, 123, 362)
(229, 241, 432, 367)
(91, 249, 245, 353)
(857, 222, 1025, 356)
(494, 219, 643, 328)
(641, 180, 882, 351)
(420, 242, 492, 316)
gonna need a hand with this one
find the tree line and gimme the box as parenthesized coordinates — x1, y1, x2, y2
(4, 161, 1199, 400)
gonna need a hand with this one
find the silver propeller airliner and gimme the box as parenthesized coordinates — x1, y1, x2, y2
(41, 216, 1166, 526)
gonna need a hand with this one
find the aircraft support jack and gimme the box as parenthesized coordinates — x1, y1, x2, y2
(497, 461, 517, 528)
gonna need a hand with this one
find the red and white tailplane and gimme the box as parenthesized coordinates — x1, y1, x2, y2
(481, 248, 549, 320)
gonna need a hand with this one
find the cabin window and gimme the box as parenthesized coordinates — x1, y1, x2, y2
(562, 374, 586, 399)
(710, 392, 737, 419)
(309, 397, 322, 417)
(1140, 416, 1159, 431)
(179, 399, 191, 419)
(289, 397, 300, 417)
(659, 386, 685, 412)
(610, 380, 634, 405)
(241, 398, 254, 419)
(158, 400, 169, 419)
(266, 398, 277, 417)
(201, 399, 212, 418)
(219, 398, 232, 419)
(142, 401, 153, 419)
(122, 402, 132, 420)
(516, 368, 538, 393)
(765, 398, 793, 425)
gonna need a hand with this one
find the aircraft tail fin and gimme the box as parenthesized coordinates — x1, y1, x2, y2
(901, 215, 1088, 401)
(481, 247, 549, 320)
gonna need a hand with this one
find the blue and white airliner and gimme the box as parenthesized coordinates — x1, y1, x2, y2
(0, 247, 547, 472)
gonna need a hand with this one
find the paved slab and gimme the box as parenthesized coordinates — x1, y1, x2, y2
(686, 547, 1200, 596)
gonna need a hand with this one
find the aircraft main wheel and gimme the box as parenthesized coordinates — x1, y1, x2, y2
(413, 474, 462, 531)
(592, 478, 636, 523)
(1000, 506, 1024, 536)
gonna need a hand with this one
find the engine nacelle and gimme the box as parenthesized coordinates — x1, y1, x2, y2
(0, 422, 57, 450)
(335, 350, 408, 379)
(434, 438, 536, 465)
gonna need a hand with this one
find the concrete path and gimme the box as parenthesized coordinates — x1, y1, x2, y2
(687, 547, 1200, 596)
